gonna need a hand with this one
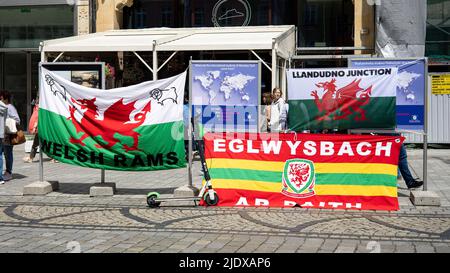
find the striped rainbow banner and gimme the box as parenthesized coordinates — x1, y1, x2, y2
(203, 133, 404, 211)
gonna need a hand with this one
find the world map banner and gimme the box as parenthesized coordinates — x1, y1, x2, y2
(191, 61, 260, 133)
(349, 58, 426, 131)
(287, 67, 399, 131)
(203, 132, 404, 211)
(39, 68, 187, 171)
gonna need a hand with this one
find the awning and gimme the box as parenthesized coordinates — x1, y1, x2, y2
(41, 25, 297, 59)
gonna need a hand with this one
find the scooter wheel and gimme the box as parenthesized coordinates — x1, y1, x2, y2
(204, 192, 219, 206)
(147, 194, 161, 208)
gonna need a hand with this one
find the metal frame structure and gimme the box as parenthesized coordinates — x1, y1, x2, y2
(40, 26, 296, 90)
(39, 26, 296, 193)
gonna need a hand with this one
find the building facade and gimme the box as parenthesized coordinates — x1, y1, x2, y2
(95, 0, 375, 91)
(0, 0, 91, 129)
(1, 0, 448, 130)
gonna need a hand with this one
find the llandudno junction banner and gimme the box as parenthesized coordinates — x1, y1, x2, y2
(39, 68, 187, 171)
(204, 133, 404, 211)
(287, 67, 399, 131)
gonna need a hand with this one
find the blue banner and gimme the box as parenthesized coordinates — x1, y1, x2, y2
(191, 61, 260, 132)
(349, 58, 426, 131)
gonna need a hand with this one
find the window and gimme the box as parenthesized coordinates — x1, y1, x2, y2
(297, 0, 354, 47)
(194, 8, 204, 27)
(135, 9, 147, 29)
(162, 4, 172, 26)
(122, 0, 355, 48)
(0, 5, 74, 48)
(304, 4, 318, 25)
(256, 1, 269, 25)
(426, 0, 450, 59)
(123, 0, 179, 28)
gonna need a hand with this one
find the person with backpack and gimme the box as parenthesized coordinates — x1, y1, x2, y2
(0, 90, 20, 181)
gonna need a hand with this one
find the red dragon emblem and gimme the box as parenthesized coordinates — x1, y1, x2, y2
(288, 163, 310, 188)
(68, 97, 151, 151)
(311, 79, 372, 121)
(282, 159, 315, 198)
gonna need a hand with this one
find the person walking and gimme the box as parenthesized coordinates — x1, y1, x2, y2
(269, 87, 288, 132)
(23, 98, 39, 163)
(398, 143, 423, 189)
(0, 97, 7, 184)
(0, 90, 20, 181)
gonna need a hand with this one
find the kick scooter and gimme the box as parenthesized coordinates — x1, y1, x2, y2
(146, 140, 219, 208)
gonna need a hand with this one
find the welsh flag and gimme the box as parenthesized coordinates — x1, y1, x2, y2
(287, 67, 399, 131)
(39, 68, 187, 171)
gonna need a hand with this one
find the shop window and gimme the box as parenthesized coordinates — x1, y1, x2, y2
(0, 5, 74, 48)
(256, 1, 270, 25)
(123, 0, 179, 28)
(194, 8, 205, 27)
(122, 0, 354, 48)
(162, 4, 172, 26)
(426, 0, 450, 63)
(304, 4, 318, 25)
(297, 0, 354, 47)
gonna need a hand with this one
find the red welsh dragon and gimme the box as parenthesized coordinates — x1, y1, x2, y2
(311, 79, 372, 121)
(68, 98, 151, 151)
(289, 163, 311, 188)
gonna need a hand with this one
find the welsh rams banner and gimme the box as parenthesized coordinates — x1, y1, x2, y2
(287, 67, 399, 131)
(39, 68, 187, 171)
(203, 133, 404, 210)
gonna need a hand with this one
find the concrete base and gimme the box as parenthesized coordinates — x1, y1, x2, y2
(23, 181, 59, 195)
(174, 185, 200, 198)
(89, 183, 116, 197)
(410, 190, 441, 206)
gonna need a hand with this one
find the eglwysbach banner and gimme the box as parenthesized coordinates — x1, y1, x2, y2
(39, 68, 186, 171)
(287, 67, 399, 131)
(204, 133, 404, 211)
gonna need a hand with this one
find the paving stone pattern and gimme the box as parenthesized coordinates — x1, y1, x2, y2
(0, 144, 449, 253)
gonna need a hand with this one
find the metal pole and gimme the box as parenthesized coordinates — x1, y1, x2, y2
(101, 169, 105, 184)
(258, 61, 261, 133)
(188, 58, 193, 187)
(133, 51, 153, 73)
(423, 58, 429, 191)
(250, 50, 272, 71)
(39, 138, 44, 182)
(100, 63, 106, 184)
(38, 60, 44, 182)
(271, 42, 277, 91)
(152, 41, 158, 80)
(52, 52, 64, 63)
(26, 52, 32, 134)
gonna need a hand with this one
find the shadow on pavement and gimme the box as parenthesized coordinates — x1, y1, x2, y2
(56, 182, 91, 194)
(398, 191, 410, 197)
(11, 173, 27, 180)
(55, 183, 177, 195)
(116, 187, 177, 195)
(430, 156, 450, 165)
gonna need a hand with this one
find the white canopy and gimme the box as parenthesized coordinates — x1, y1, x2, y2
(41, 25, 296, 88)
(41, 25, 296, 58)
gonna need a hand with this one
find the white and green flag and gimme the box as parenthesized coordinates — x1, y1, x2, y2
(39, 68, 187, 171)
(287, 67, 399, 131)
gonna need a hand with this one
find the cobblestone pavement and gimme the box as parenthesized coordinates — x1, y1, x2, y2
(0, 144, 449, 253)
